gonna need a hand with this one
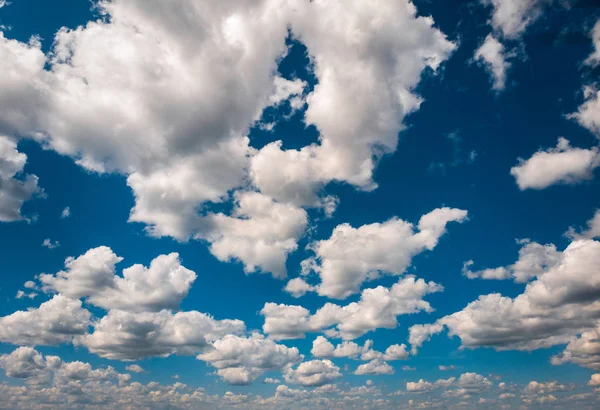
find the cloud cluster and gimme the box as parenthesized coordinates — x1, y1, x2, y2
(294, 208, 467, 299)
(263, 277, 443, 340)
(0, 136, 40, 221)
(38, 246, 197, 312)
(411, 238, 600, 353)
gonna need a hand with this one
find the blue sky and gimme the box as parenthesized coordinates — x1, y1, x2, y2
(0, 0, 600, 409)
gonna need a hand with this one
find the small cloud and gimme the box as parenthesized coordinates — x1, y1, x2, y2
(263, 377, 281, 384)
(125, 364, 145, 373)
(42, 239, 60, 249)
(61, 207, 71, 219)
(16, 290, 38, 300)
(439, 365, 456, 371)
(402, 366, 416, 371)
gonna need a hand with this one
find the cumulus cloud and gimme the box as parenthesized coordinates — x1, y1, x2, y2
(474, 35, 512, 91)
(462, 239, 561, 283)
(570, 86, 600, 137)
(263, 277, 443, 341)
(480, 0, 547, 39)
(207, 191, 308, 278)
(196, 333, 302, 385)
(297, 208, 467, 299)
(551, 324, 600, 370)
(354, 359, 394, 376)
(0, 136, 40, 222)
(0, 295, 90, 346)
(310, 336, 408, 362)
(283, 359, 341, 387)
(410, 239, 600, 353)
(510, 137, 600, 190)
(77, 309, 245, 361)
(585, 19, 600, 68)
(406, 377, 456, 393)
(125, 364, 144, 373)
(38, 246, 197, 312)
(566, 209, 600, 240)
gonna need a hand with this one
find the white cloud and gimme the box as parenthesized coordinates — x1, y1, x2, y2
(585, 19, 600, 68)
(406, 377, 456, 393)
(284, 277, 315, 298)
(311, 336, 408, 362)
(269, 76, 306, 106)
(38, 246, 197, 312)
(60, 206, 70, 218)
(125, 364, 144, 373)
(474, 35, 512, 91)
(510, 137, 600, 190)
(480, 0, 546, 39)
(411, 239, 600, 353)
(197, 333, 302, 385)
(42, 238, 60, 249)
(207, 191, 308, 278)
(264, 377, 281, 384)
(15, 290, 37, 300)
(263, 277, 443, 341)
(77, 309, 245, 361)
(570, 86, 600, 137)
(0, 294, 90, 346)
(589, 374, 600, 386)
(0, 136, 40, 222)
(284, 359, 341, 387)
(551, 324, 600, 370)
(354, 359, 394, 376)
(463, 239, 561, 283)
(567, 209, 600, 240)
(298, 208, 467, 299)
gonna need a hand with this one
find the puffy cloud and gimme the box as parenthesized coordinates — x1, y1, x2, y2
(480, 0, 546, 39)
(551, 324, 600, 370)
(77, 309, 245, 361)
(458, 372, 493, 392)
(125, 364, 144, 373)
(585, 19, 600, 68)
(474, 35, 512, 91)
(523, 380, 566, 394)
(284, 359, 341, 387)
(42, 238, 60, 249)
(589, 374, 600, 386)
(196, 333, 302, 385)
(354, 359, 394, 376)
(299, 208, 467, 299)
(311, 336, 408, 362)
(462, 239, 562, 283)
(284, 277, 315, 298)
(0, 136, 40, 222)
(60, 206, 70, 218)
(269, 76, 306, 106)
(570, 86, 600, 137)
(262, 277, 443, 340)
(411, 239, 600, 353)
(510, 137, 600, 190)
(38, 246, 197, 312)
(566, 209, 600, 240)
(406, 377, 455, 393)
(248, 0, 456, 209)
(207, 191, 308, 278)
(0, 295, 90, 346)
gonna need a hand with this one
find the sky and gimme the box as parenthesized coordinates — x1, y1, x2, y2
(0, 0, 600, 409)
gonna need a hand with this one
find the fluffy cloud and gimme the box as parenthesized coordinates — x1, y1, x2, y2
(0, 136, 40, 222)
(480, 0, 546, 39)
(571, 86, 600, 137)
(510, 137, 600, 190)
(207, 191, 308, 278)
(551, 324, 600, 370)
(462, 239, 561, 283)
(296, 208, 467, 299)
(125, 364, 144, 373)
(406, 377, 455, 393)
(354, 359, 394, 376)
(310, 336, 408, 362)
(38, 246, 197, 312)
(284, 359, 341, 387)
(249, 0, 456, 209)
(585, 19, 600, 68)
(0, 295, 90, 346)
(76, 309, 245, 361)
(411, 239, 600, 353)
(474, 35, 512, 91)
(567, 209, 600, 240)
(196, 333, 302, 385)
(263, 277, 443, 340)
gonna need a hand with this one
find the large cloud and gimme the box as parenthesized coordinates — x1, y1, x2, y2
(410, 239, 600, 353)
(197, 333, 303, 385)
(76, 309, 245, 361)
(263, 277, 443, 340)
(0, 136, 40, 222)
(510, 138, 600, 190)
(293, 208, 467, 299)
(0, 295, 90, 346)
(38, 246, 197, 312)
